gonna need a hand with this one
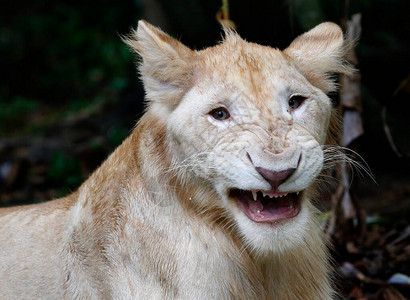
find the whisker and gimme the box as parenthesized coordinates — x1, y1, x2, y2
(321, 145, 376, 184)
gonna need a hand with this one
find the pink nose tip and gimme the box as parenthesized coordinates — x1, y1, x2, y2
(255, 167, 296, 190)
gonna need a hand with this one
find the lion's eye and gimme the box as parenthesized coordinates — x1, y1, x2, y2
(210, 108, 230, 120)
(288, 95, 307, 110)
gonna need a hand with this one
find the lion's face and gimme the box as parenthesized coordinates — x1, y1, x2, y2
(167, 43, 332, 252)
(127, 21, 351, 253)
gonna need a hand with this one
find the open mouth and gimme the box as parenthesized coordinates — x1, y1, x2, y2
(229, 189, 302, 223)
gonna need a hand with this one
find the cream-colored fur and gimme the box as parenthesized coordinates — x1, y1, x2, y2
(0, 21, 352, 299)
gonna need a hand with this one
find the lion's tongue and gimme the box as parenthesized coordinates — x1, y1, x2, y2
(248, 196, 293, 216)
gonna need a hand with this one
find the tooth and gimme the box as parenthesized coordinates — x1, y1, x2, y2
(252, 191, 257, 201)
(257, 210, 261, 214)
(296, 192, 300, 195)
(269, 194, 274, 199)
(274, 195, 279, 198)
(288, 205, 293, 209)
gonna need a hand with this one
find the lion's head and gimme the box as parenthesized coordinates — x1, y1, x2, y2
(126, 21, 352, 253)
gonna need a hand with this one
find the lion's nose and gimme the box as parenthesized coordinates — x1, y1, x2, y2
(255, 167, 296, 190)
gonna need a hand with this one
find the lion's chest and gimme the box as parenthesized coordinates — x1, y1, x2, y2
(105, 218, 262, 299)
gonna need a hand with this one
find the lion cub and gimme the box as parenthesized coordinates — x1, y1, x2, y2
(0, 21, 352, 299)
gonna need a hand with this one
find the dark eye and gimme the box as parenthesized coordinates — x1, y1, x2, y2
(288, 95, 307, 110)
(210, 108, 230, 121)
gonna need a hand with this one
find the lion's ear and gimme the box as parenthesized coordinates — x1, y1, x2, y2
(284, 22, 354, 93)
(124, 20, 194, 107)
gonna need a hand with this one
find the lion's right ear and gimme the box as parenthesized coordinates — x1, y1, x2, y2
(123, 20, 194, 107)
(284, 22, 354, 93)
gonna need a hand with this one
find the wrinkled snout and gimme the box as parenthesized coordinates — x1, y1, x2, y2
(245, 124, 303, 190)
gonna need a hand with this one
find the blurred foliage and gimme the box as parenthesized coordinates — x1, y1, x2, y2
(107, 125, 129, 147)
(292, 0, 326, 30)
(0, 0, 142, 133)
(47, 152, 83, 196)
(0, 97, 38, 132)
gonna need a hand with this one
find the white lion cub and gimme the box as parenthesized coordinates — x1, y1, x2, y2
(0, 20, 352, 299)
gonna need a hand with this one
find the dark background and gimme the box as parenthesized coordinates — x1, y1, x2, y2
(1, 0, 409, 298)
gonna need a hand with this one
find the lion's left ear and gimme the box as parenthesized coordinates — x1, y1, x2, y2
(284, 22, 354, 93)
(123, 20, 194, 108)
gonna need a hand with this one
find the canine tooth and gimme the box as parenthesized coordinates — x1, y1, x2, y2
(252, 191, 257, 201)
(257, 210, 261, 214)
(296, 192, 300, 195)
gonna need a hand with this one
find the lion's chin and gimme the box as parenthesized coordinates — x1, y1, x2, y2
(229, 189, 302, 223)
